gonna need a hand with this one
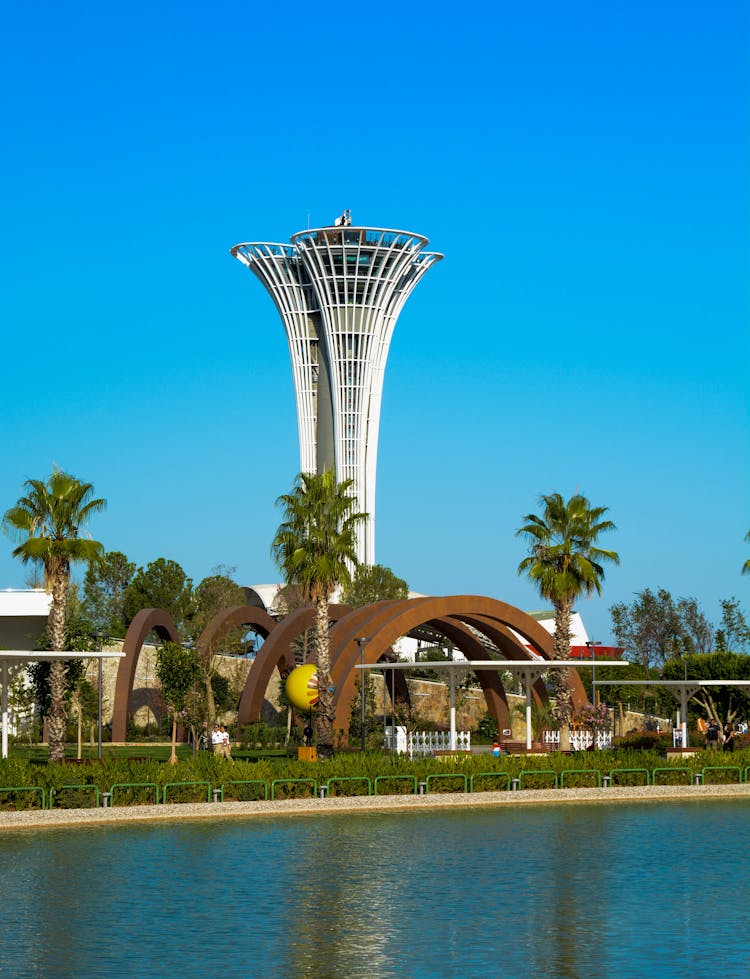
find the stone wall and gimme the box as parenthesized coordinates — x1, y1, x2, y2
(86, 651, 669, 737)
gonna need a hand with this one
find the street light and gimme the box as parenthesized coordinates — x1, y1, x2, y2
(355, 637, 369, 753)
(96, 635, 104, 761)
(585, 640, 602, 706)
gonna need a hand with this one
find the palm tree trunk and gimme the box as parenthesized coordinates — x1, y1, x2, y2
(169, 714, 178, 765)
(47, 564, 70, 763)
(47, 662, 68, 763)
(314, 594, 334, 760)
(553, 598, 574, 751)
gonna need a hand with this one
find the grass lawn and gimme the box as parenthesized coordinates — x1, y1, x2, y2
(8, 743, 197, 764)
(7, 743, 296, 765)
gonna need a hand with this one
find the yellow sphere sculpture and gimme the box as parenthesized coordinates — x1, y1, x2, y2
(285, 663, 319, 712)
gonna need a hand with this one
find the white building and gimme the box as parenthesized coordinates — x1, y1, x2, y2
(0, 589, 50, 650)
(231, 217, 443, 565)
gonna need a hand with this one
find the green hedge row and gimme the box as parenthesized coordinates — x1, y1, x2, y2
(1, 747, 749, 811)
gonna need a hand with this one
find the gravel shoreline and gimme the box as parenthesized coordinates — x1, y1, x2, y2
(1, 782, 749, 831)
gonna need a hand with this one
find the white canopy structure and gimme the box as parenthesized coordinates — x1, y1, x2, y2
(595, 679, 750, 748)
(0, 650, 123, 759)
(358, 659, 629, 751)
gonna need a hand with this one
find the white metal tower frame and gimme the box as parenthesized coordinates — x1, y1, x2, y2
(231, 225, 443, 564)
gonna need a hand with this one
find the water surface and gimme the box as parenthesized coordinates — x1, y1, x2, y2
(1, 800, 747, 978)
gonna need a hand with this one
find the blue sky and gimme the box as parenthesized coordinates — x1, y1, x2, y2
(1, 1, 748, 645)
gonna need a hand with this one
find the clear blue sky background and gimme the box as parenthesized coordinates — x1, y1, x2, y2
(1, 1, 748, 645)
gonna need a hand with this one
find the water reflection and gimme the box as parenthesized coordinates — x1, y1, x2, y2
(1, 801, 748, 978)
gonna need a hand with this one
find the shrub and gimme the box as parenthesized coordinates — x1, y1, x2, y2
(475, 712, 498, 742)
(611, 730, 671, 752)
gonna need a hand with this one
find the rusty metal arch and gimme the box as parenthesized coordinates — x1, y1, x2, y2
(444, 613, 551, 710)
(329, 596, 552, 695)
(111, 608, 180, 742)
(459, 612, 587, 706)
(236, 604, 356, 727)
(196, 605, 277, 656)
(330, 612, 515, 735)
(329, 596, 588, 733)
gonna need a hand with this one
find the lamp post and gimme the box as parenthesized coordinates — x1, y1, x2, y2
(355, 637, 369, 753)
(585, 640, 602, 706)
(97, 636, 104, 761)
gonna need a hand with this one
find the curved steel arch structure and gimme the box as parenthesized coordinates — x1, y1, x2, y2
(236, 604, 353, 727)
(111, 609, 181, 742)
(112, 605, 279, 741)
(112, 597, 588, 746)
(328, 596, 573, 732)
(236, 596, 587, 741)
(196, 604, 277, 657)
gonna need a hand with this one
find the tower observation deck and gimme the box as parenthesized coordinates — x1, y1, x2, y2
(231, 216, 443, 565)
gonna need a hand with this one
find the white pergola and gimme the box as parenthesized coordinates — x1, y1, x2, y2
(595, 679, 750, 748)
(357, 659, 629, 751)
(0, 650, 123, 759)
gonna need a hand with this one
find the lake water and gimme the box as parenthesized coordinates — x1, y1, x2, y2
(1, 800, 748, 978)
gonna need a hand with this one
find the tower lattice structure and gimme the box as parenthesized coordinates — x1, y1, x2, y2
(231, 218, 443, 564)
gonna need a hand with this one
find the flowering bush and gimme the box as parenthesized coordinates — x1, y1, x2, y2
(572, 703, 610, 733)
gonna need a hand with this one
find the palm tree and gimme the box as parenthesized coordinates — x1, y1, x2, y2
(2, 471, 105, 761)
(271, 469, 366, 760)
(516, 492, 619, 731)
(743, 531, 750, 576)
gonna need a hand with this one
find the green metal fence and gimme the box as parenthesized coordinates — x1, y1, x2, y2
(559, 769, 601, 788)
(162, 781, 212, 804)
(519, 770, 558, 790)
(425, 773, 468, 794)
(50, 784, 100, 809)
(3, 758, 750, 813)
(702, 766, 742, 785)
(0, 786, 46, 810)
(652, 767, 692, 786)
(220, 780, 269, 802)
(373, 775, 417, 796)
(110, 782, 160, 806)
(469, 771, 511, 793)
(270, 778, 317, 800)
(326, 777, 372, 797)
(609, 768, 650, 787)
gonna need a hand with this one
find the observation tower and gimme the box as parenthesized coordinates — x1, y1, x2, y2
(230, 212, 443, 565)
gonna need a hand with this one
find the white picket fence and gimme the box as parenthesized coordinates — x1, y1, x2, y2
(402, 729, 471, 757)
(543, 729, 612, 750)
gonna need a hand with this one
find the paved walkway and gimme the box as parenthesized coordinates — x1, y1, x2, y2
(1, 782, 749, 832)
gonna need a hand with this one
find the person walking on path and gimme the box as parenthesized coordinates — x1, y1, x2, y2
(706, 718, 721, 750)
(723, 722, 735, 752)
(220, 724, 233, 761)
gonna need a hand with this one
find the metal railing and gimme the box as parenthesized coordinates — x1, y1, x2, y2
(1, 760, 748, 813)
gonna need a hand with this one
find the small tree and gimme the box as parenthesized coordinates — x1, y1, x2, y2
(348, 670, 379, 748)
(190, 567, 248, 720)
(662, 652, 750, 728)
(716, 598, 750, 653)
(70, 673, 98, 760)
(8, 673, 36, 744)
(342, 564, 408, 607)
(83, 550, 135, 639)
(155, 641, 202, 764)
(124, 558, 194, 636)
